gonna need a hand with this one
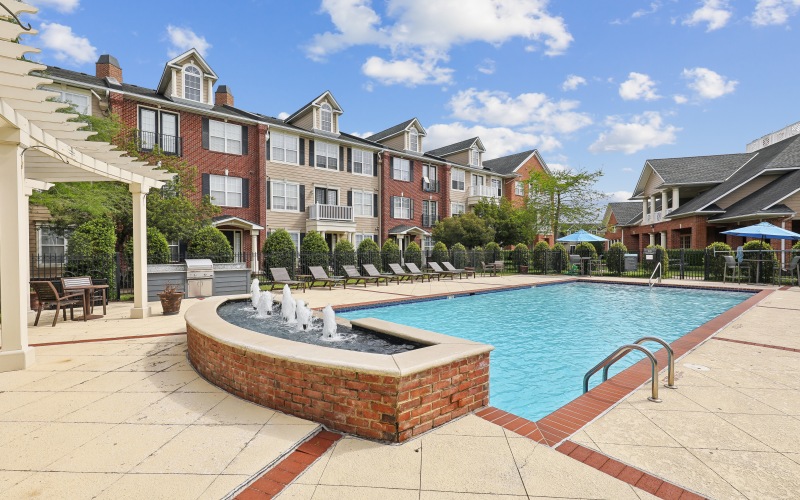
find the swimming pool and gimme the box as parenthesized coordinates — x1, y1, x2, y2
(339, 282, 752, 421)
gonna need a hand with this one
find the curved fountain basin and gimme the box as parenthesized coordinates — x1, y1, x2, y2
(185, 295, 493, 442)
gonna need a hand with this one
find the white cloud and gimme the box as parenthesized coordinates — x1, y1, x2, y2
(590, 112, 679, 155)
(29, 0, 79, 13)
(682, 67, 737, 99)
(362, 55, 453, 86)
(166, 25, 211, 58)
(611, 2, 662, 24)
(607, 190, 634, 202)
(477, 58, 496, 75)
(448, 88, 592, 134)
(561, 74, 587, 91)
(673, 94, 688, 104)
(426, 122, 561, 157)
(350, 131, 375, 138)
(277, 112, 290, 120)
(683, 0, 733, 31)
(622, 167, 634, 172)
(752, 0, 800, 26)
(618, 72, 660, 101)
(39, 22, 97, 65)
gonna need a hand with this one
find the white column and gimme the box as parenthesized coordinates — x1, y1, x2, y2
(0, 142, 36, 371)
(642, 199, 648, 223)
(130, 183, 151, 319)
(672, 187, 680, 210)
(660, 231, 667, 248)
(661, 191, 668, 216)
(649, 233, 656, 246)
(251, 232, 259, 274)
(650, 195, 657, 220)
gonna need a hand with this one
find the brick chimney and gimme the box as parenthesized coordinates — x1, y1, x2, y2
(215, 85, 234, 107)
(95, 54, 122, 82)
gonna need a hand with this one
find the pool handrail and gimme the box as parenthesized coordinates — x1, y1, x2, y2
(648, 261, 662, 288)
(583, 344, 662, 402)
(602, 336, 676, 389)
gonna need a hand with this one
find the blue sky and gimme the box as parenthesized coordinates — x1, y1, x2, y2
(23, 0, 800, 201)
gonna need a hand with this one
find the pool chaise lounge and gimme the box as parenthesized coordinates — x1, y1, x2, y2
(363, 263, 402, 285)
(343, 264, 387, 286)
(406, 262, 440, 281)
(267, 267, 306, 292)
(388, 263, 427, 282)
(308, 266, 347, 290)
(428, 262, 458, 279)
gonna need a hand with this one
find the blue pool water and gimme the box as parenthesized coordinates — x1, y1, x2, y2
(339, 282, 751, 421)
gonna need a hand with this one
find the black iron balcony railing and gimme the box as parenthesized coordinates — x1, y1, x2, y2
(138, 130, 183, 156)
(422, 179, 439, 193)
(422, 214, 439, 227)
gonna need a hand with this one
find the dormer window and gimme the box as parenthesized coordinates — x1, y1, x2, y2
(184, 65, 202, 102)
(409, 129, 419, 152)
(320, 103, 333, 132)
(471, 147, 481, 167)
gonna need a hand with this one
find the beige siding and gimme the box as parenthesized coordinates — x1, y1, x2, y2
(175, 72, 183, 99)
(28, 205, 52, 256)
(293, 111, 314, 131)
(450, 167, 468, 208)
(383, 134, 406, 151)
(641, 167, 665, 197)
(206, 78, 212, 105)
(781, 191, 800, 215)
(449, 150, 470, 166)
(717, 174, 782, 208)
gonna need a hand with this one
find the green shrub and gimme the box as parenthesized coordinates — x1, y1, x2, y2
(532, 241, 550, 272)
(644, 244, 668, 275)
(381, 239, 401, 271)
(606, 242, 627, 276)
(333, 240, 356, 276)
(357, 238, 381, 272)
(511, 243, 529, 272)
(65, 217, 117, 296)
(705, 242, 732, 280)
(470, 245, 483, 269)
(742, 240, 777, 283)
(187, 226, 233, 263)
(551, 243, 569, 272)
(262, 229, 296, 279)
(575, 242, 598, 260)
(300, 231, 329, 272)
(484, 242, 501, 262)
(430, 241, 449, 265)
(123, 226, 171, 266)
(792, 241, 800, 257)
(404, 241, 422, 269)
(451, 242, 467, 269)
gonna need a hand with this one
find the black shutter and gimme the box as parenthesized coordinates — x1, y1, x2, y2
(201, 173, 210, 197)
(266, 135, 271, 160)
(409, 161, 414, 182)
(373, 194, 379, 217)
(299, 138, 305, 165)
(300, 233, 306, 246)
(347, 147, 352, 172)
(372, 235, 378, 243)
(373, 153, 379, 177)
(309, 140, 315, 167)
(266, 181, 271, 210)
(299, 184, 305, 212)
(242, 178, 250, 208)
(410, 200, 414, 219)
(241, 126, 249, 155)
(201, 118, 209, 149)
(339, 146, 345, 171)
(347, 190, 352, 206)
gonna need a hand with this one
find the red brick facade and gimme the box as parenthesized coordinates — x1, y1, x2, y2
(502, 152, 548, 208)
(187, 324, 490, 442)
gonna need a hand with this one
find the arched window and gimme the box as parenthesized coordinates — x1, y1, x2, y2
(184, 65, 202, 102)
(320, 103, 333, 132)
(409, 129, 418, 152)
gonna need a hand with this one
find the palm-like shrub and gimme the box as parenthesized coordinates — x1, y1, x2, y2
(742, 240, 777, 283)
(430, 241, 449, 265)
(532, 241, 550, 272)
(300, 231, 329, 273)
(263, 229, 296, 279)
(606, 242, 627, 276)
(381, 239, 401, 271)
(333, 240, 356, 276)
(451, 243, 467, 269)
(404, 241, 422, 269)
(188, 226, 233, 263)
(704, 242, 731, 280)
(357, 238, 381, 272)
(511, 243, 529, 272)
(551, 243, 569, 272)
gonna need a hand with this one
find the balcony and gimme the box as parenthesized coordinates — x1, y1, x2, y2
(467, 184, 501, 205)
(308, 204, 353, 222)
(422, 214, 439, 227)
(138, 130, 182, 156)
(422, 179, 439, 193)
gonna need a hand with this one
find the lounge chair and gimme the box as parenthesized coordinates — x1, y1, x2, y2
(308, 266, 347, 290)
(428, 262, 457, 280)
(442, 261, 475, 278)
(343, 265, 386, 286)
(363, 263, 401, 284)
(388, 262, 426, 282)
(267, 267, 306, 292)
(30, 280, 85, 327)
(406, 262, 440, 281)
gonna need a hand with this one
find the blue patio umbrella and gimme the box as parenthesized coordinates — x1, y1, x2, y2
(720, 222, 800, 242)
(557, 229, 608, 243)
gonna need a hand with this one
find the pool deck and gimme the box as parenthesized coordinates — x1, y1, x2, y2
(0, 274, 797, 499)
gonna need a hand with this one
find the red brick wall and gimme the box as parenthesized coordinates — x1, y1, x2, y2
(187, 325, 490, 442)
(502, 153, 547, 208)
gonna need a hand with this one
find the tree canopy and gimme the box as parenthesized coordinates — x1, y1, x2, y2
(431, 212, 494, 248)
(473, 198, 536, 247)
(525, 169, 605, 239)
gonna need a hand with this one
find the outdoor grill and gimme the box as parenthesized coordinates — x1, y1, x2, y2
(185, 258, 214, 298)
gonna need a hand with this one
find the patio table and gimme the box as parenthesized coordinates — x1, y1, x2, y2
(63, 284, 109, 320)
(743, 258, 774, 285)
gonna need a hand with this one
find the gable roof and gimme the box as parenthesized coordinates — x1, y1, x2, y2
(483, 150, 537, 175)
(284, 90, 343, 124)
(425, 137, 484, 157)
(606, 202, 643, 226)
(157, 48, 217, 95)
(709, 169, 800, 222)
(367, 118, 425, 142)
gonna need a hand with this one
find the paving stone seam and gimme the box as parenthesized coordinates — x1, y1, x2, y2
(30, 331, 187, 347)
(712, 337, 800, 353)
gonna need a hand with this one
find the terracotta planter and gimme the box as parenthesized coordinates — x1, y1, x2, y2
(158, 292, 184, 315)
(30, 291, 39, 310)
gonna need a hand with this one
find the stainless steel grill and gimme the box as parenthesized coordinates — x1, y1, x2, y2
(185, 259, 213, 297)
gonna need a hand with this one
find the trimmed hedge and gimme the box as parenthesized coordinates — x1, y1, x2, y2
(511, 243, 529, 271)
(551, 243, 569, 271)
(404, 241, 422, 269)
(430, 241, 449, 265)
(484, 242, 501, 263)
(606, 242, 627, 276)
(300, 231, 330, 271)
(381, 239, 401, 271)
(705, 242, 732, 280)
(451, 243, 467, 269)
(333, 240, 356, 277)
(575, 242, 598, 260)
(357, 238, 381, 272)
(742, 240, 777, 283)
(65, 217, 117, 296)
(123, 226, 170, 266)
(645, 244, 668, 274)
(263, 229, 296, 279)
(532, 241, 550, 271)
(187, 226, 233, 263)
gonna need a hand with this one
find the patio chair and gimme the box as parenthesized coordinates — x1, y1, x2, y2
(30, 280, 85, 327)
(480, 261, 495, 277)
(388, 262, 425, 282)
(722, 255, 750, 284)
(775, 255, 800, 286)
(308, 266, 347, 290)
(363, 263, 401, 285)
(429, 262, 457, 279)
(442, 261, 475, 278)
(90, 277, 109, 315)
(406, 262, 440, 281)
(342, 265, 385, 286)
(267, 267, 306, 293)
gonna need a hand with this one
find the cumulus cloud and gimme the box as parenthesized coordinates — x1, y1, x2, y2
(607, 191, 634, 202)
(166, 25, 211, 58)
(752, 0, 800, 26)
(561, 74, 587, 91)
(611, 2, 662, 24)
(39, 22, 97, 65)
(683, 0, 732, 31)
(682, 67, 737, 99)
(426, 122, 561, 158)
(618, 72, 660, 101)
(673, 94, 689, 104)
(590, 112, 679, 155)
(29, 0, 79, 13)
(362, 55, 454, 86)
(477, 58, 496, 75)
(448, 88, 592, 134)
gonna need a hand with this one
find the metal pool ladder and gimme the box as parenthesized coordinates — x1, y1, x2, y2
(583, 336, 676, 403)
(649, 262, 662, 288)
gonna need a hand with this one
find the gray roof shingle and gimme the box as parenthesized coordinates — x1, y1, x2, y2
(367, 118, 417, 142)
(646, 153, 754, 188)
(482, 150, 535, 175)
(425, 138, 480, 157)
(709, 169, 800, 221)
(607, 202, 643, 226)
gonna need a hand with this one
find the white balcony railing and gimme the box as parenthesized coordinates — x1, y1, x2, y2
(469, 185, 500, 198)
(308, 204, 353, 222)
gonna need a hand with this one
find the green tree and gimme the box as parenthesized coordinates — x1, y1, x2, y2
(460, 212, 495, 248)
(532, 241, 550, 272)
(451, 243, 467, 269)
(187, 226, 233, 263)
(473, 198, 535, 247)
(404, 241, 422, 268)
(65, 217, 117, 295)
(333, 240, 356, 277)
(300, 231, 330, 272)
(381, 239, 401, 271)
(511, 243, 529, 272)
(430, 217, 465, 248)
(430, 241, 449, 264)
(357, 238, 381, 271)
(123, 226, 171, 265)
(742, 240, 777, 283)
(484, 242, 502, 263)
(551, 243, 569, 271)
(705, 242, 732, 280)
(262, 229, 296, 279)
(526, 169, 606, 239)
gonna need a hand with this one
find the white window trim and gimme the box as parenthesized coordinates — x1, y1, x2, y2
(451, 169, 465, 191)
(37, 224, 69, 262)
(408, 129, 419, 152)
(320, 103, 333, 133)
(450, 201, 465, 215)
(270, 180, 301, 213)
(287, 231, 301, 253)
(352, 148, 374, 176)
(491, 178, 503, 196)
(392, 157, 411, 182)
(209, 174, 244, 207)
(515, 181, 524, 196)
(184, 64, 203, 103)
(209, 119, 243, 155)
(314, 186, 341, 206)
(354, 233, 376, 247)
(270, 131, 300, 165)
(393, 196, 412, 219)
(315, 140, 339, 170)
(352, 189, 374, 218)
(470, 147, 481, 168)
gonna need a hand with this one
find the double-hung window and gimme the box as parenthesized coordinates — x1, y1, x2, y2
(409, 129, 419, 152)
(450, 202, 465, 216)
(184, 65, 202, 102)
(470, 148, 481, 168)
(209, 120, 242, 154)
(38, 226, 68, 263)
(320, 103, 333, 132)
(491, 178, 502, 197)
(422, 200, 438, 227)
(139, 108, 179, 154)
(271, 132, 299, 164)
(451, 169, 465, 191)
(423, 164, 437, 191)
(393, 196, 412, 219)
(422, 236, 434, 254)
(352, 149, 373, 176)
(209, 174, 243, 207)
(271, 181, 300, 211)
(353, 190, 374, 217)
(47, 88, 90, 115)
(392, 158, 410, 181)
(316, 141, 338, 170)
(515, 181, 524, 196)
(354, 234, 375, 247)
